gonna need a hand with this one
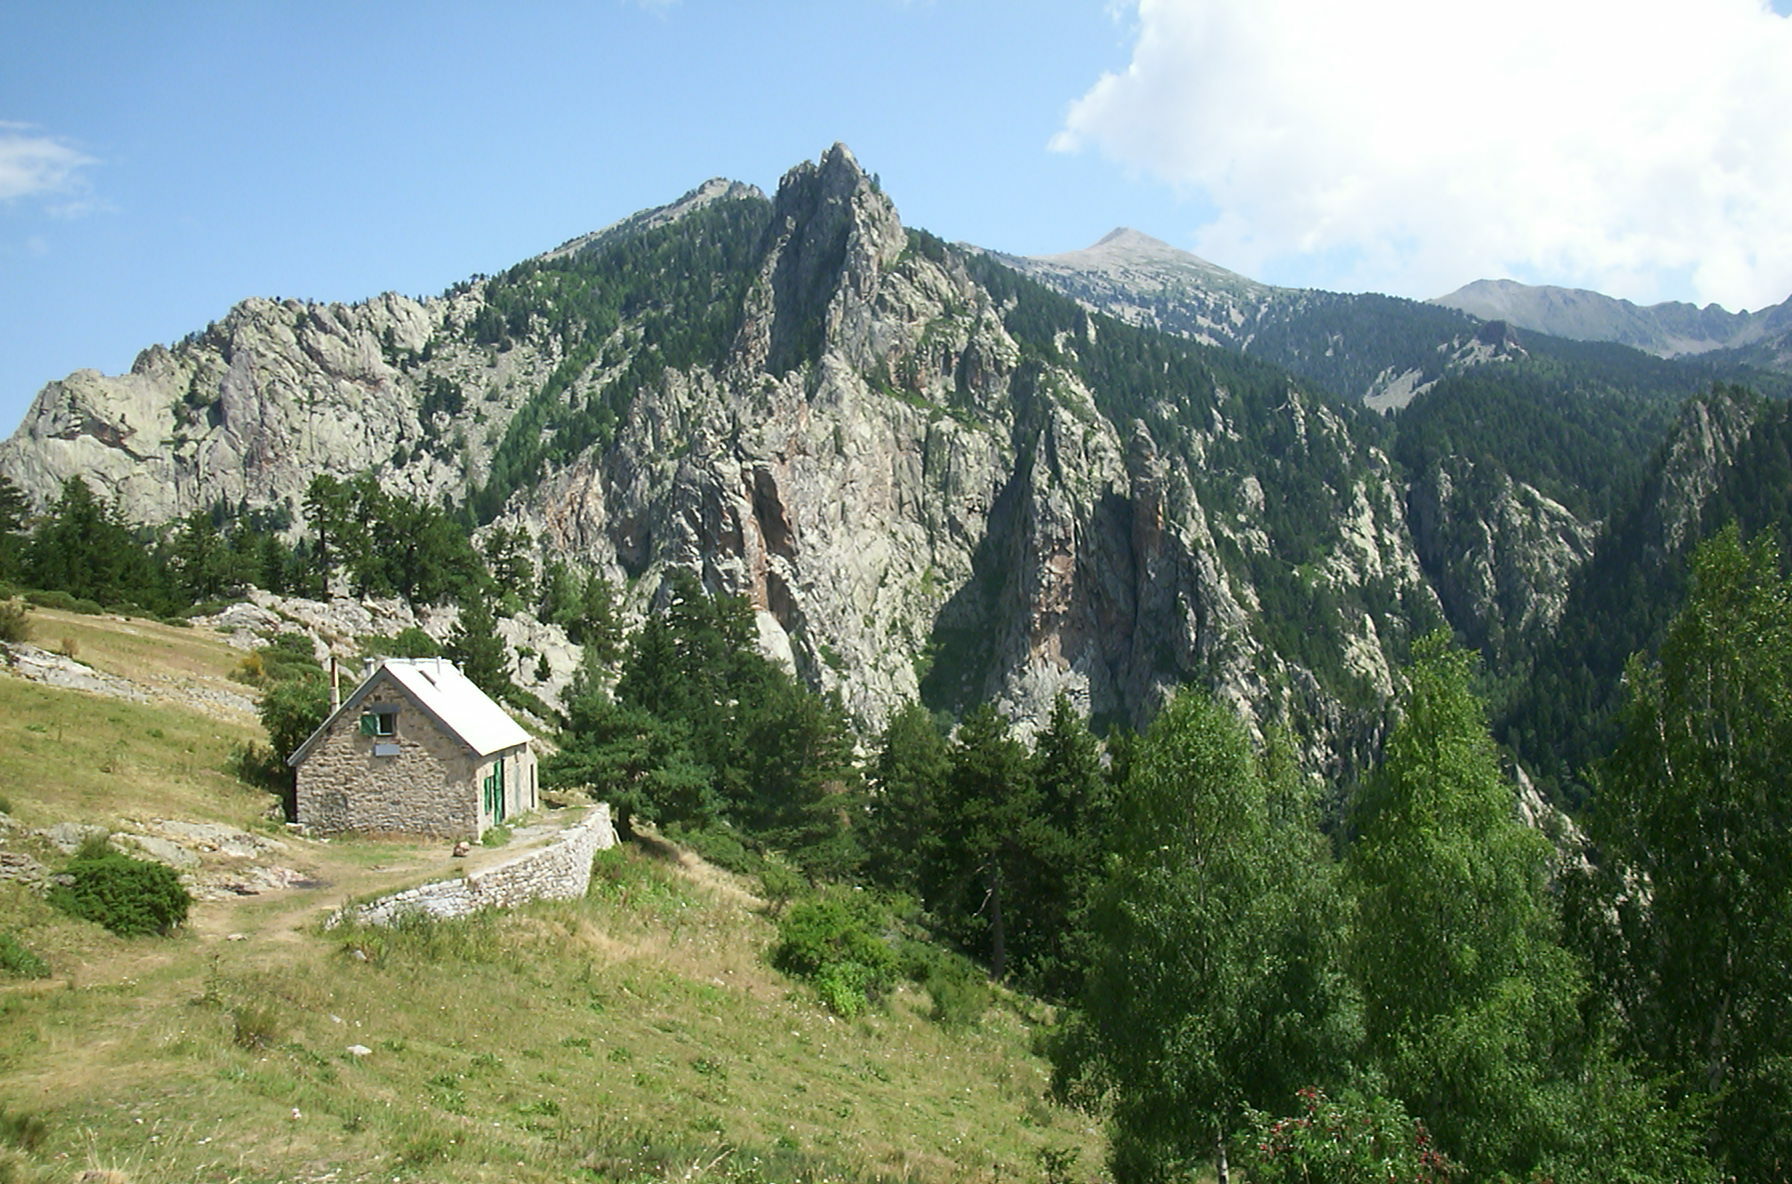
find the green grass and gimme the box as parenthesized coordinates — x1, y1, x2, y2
(0, 611, 1108, 1184)
(0, 847, 1102, 1183)
(0, 675, 266, 831)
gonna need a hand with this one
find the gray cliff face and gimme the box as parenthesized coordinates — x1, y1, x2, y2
(0, 146, 1458, 758)
(0, 284, 575, 524)
(1634, 386, 1762, 559)
(1408, 458, 1597, 655)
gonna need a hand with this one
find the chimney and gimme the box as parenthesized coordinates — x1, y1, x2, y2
(330, 656, 342, 712)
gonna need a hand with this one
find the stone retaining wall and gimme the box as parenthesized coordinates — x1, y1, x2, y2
(329, 803, 616, 927)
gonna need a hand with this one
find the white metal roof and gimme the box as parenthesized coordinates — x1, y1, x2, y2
(379, 658, 531, 756)
(287, 657, 531, 766)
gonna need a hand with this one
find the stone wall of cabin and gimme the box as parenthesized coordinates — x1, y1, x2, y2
(296, 682, 480, 837)
(329, 804, 617, 927)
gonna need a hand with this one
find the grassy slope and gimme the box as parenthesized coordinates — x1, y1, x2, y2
(0, 608, 266, 833)
(0, 609, 1105, 1184)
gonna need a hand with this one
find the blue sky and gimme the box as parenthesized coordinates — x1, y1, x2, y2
(5, 0, 1791, 435)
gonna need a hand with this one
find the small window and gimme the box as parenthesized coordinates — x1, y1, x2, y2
(359, 711, 397, 737)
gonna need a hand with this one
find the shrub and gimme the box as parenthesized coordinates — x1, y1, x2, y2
(230, 741, 285, 792)
(757, 856, 806, 917)
(1239, 1088, 1457, 1184)
(384, 626, 441, 659)
(895, 938, 988, 1027)
(0, 599, 27, 645)
(0, 933, 48, 979)
(23, 590, 102, 615)
(922, 955, 990, 1028)
(771, 894, 898, 1016)
(49, 849, 191, 936)
(252, 632, 324, 684)
(257, 675, 331, 765)
(230, 1000, 284, 1049)
(667, 822, 763, 876)
(0, 1106, 47, 1152)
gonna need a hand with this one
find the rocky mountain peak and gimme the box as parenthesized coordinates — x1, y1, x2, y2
(739, 143, 907, 377)
(1032, 224, 1254, 283)
(1088, 227, 1187, 258)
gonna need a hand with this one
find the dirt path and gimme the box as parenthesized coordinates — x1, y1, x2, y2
(185, 806, 591, 945)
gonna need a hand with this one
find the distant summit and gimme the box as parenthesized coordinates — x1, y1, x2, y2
(1024, 228, 1272, 300)
(1432, 277, 1792, 364)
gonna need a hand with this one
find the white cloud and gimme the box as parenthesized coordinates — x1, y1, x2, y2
(0, 124, 95, 205)
(1055, 0, 1792, 310)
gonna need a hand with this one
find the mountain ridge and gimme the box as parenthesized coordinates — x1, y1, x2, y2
(1432, 276, 1792, 364)
(0, 143, 1776, 774)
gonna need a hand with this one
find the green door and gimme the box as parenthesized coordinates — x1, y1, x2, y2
(483, 760, 506, 824)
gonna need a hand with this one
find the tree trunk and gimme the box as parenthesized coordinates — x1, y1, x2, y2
(989, 866, 1007, 981)
(1215, 1135, 1229, 1184)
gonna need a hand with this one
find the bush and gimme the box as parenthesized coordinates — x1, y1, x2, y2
(0, 932, 48, 979)
(0, 1106, 47, 1152)
(382, 626, 442, 659)
(1239, 1088, 1457, 1184)
(0, 599, 27, 645)
(921, 953, 990, 1028)
(230, 1000, 284, 1049)
(49, 848, 191, 936)
(499, 683, 559, 726)
(895, 938, 988, 1027)
(757, 857, 806, 917)
(667, 822, 763, 876)
(23, 589, 103, 615)
(230, 741, 285, 792)
(257, 675, 331, 765)
(771, 894, 898, 1016)
(249, 632, 324, 685)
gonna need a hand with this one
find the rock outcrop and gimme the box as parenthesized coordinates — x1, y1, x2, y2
(0, 146, 1510, 762)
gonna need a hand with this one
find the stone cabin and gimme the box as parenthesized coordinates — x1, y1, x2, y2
(288, 657, 538, 839)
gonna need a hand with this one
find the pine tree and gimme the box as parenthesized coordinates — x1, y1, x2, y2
(864, 701, 949, 893)
(574, 571, 624, 662)
(170, 509, 235, 602)
(1025, 691, 1110, 998)
(924, 704, 1038, 981)
(27, 477, 165, 609)
(445, 590, 511, 699)
(545, 685, 715, 841)
(0, 474, 27, 582)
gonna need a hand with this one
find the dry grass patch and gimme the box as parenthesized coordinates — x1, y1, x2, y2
(21, 608, 247, 689)
(0, 845, 1104, 1184)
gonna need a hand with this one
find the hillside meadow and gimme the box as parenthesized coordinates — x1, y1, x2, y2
(0, 609, 1103, 1184)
